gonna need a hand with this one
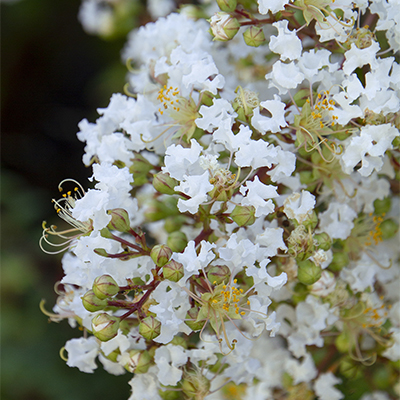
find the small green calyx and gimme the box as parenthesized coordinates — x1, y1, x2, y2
(91, 313, 120, 341)
(167, 231, 188, 253)
(313, 232, 332, 251)
(216, 0, 237, 12)
(163, 260, 184, 282)
(139, 316, 161, 340)
(231, 205, 256, 226)
(210, 13, 240, 41)
(297, 259, 322, 285)
(107, 208, 131, 232)
(124, 349, 152, 373)
(81, 290, 108, 312)
(153, 172, 178, 195)
(243, 26, 266, 47)
(206, 265, 230, 285)
(151, 244, 173, 267)
(92, 274, 119, 300)
(181, 370, 211, 399)
(185, 307, 206, 332)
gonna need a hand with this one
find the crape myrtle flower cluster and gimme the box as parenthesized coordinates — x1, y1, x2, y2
(41, 0, 400, 399)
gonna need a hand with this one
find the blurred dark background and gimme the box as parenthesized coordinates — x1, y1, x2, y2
(1, 1, 135, 398)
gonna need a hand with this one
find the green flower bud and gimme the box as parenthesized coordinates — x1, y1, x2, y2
(91, 313, 119, 342)
(144, 197, 179, 222)
(151, 244, 173, 267)
(339, 358, 362, 379)
(209, 13, 240, 41)
(314, 232, 332, 251)
(164, 215, 185, 233)
(124, 349, 152, 374)
(169, 335, 188, 349)
(207, 265, 230, 285)
(373, 197, 391, 215)
(231, 205, 256, 226)
(167, 231, 188, 253)
(216, 0, 237, 12)
(92, 274, 119, 300)
(297, 260, 321, 285)
(208, 185, 231, 202)
(243, 26, 266, 47)
(329, 252, 349, 272)
(100, 227, 113, 239)
(94, 248, 110, 257)
(159, 387, 182, 400)
(335, 331, 351, 353)
(139, 316, 161, 340)
(105, 348, 120, 362)
(181, 371, 210, 399)
(380, 218, 399, 240)
(163, 260, 184, 282)
(129, 153, 153, 175)
(302, 211, 318, 230)
(153, 172, 178, 195)
(107, 208, 131, 232)
(81, 290, 108, 312)
(184, 307, 206, 332)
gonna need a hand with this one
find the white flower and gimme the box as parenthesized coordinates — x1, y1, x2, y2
(342, 42, 380, 76)
(341, 124, 399, 176)
(195, 98, 237, 132)
(314, 372, 344, 400)
(154, 344, 188, 386)
(283, 190, 316, 223)
(240, 176, 279, 217)
(318, 202, 357, 240)
(269, 21, 302, 61)
(285, 353, 317, 384)
(65, 336, 99, 373)
(311, 270, 336, 297)
(266, 61, 304, 94)
(172, 240, 216, 285)
(162, 139, 203, 181)
(251, 95, 288, 134)
(175, 172, 214, 214)
(258, 0, 290, 14)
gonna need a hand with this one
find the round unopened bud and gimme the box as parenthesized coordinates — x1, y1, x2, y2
(81, 290, 108, 312)
(210, 13, 240, 41)
(93, 274, 119, 300)
(380, 218, 399, 240)
(153, 172, 178, 195)
(314, 232, 332, 251)
(231, 205, 256, 226)
(163, 260, 184, 282)
(139, 316, 161, 340)
(124, 349, 152, 374)
(243, 26, 266, 47)
(185, 307, 206, 332)
(169, 335, 188, 349)
(91, 313, 119, 342)
(151, 244, 173, 267)
(159, 387, 182, 400)
(216, 0, 237, 12)
(329, 252, 349, 272)
(302, 211, 318, 230)
(207, 265, 230, 285)
(164, 215, 185, 233)
(373, 197, 391, 215)
(181, 371, 211, 399)
(107, 208, 131, 232)
(167, 231, 188, 253)
(297, 260, 321, 285)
